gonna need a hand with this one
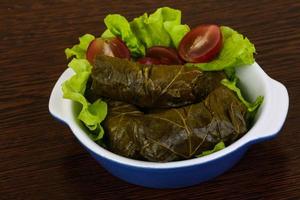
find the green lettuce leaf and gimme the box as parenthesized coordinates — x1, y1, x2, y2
(159, 7, 190, 47)
(101, 29, 115, 38)
(65, 34, 95, 59)
(197, 141, 225, 157)
(187, 26, 256, 71)
(130, 7, 190, 48)
(62, 58, 107, 140)
(221, 77, 264, 112)
(102, 14, 145, 57)
(102, 7, 190, 57)
(224, 67, 236, 80)
(164, 23, 190, 48)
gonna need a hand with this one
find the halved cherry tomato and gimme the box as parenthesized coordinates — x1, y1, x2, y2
(178, 25, 222, 63)
(86, 37, 130, 63)
(146, 46, 183, 65)
(137, 57, 162, 65)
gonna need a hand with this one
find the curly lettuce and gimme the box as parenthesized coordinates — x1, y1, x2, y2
(221, 77, 263, 112)
(65, 34, 95, 59)
(101, 7, 190, 57)
(62, 59, 107, 141)
(102, 14, 145, 57)
(130, 7, 190, 48)
(187, 26, 256, 71)
(197, 141, 225, 157)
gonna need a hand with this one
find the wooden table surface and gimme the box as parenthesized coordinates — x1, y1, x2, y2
(1, 0, 299, 199)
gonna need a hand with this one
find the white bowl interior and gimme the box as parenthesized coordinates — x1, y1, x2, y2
(236, 64, 268, 123)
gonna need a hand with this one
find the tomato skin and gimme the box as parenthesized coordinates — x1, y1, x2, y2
(110, 37, 130, 59)
(146, 46, 184, 65)
(86, 37, 130, 64)
(137, 57, 161, 65)
(86, 39, 104, 63)
(178, 25, 222, 63)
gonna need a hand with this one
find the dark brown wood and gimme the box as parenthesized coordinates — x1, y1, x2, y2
(1, 0, 299, 199)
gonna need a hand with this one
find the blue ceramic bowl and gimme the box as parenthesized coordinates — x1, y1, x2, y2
(49, 63, 289, 188)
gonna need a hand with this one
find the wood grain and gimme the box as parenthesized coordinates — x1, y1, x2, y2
(0, 0, 299, 199)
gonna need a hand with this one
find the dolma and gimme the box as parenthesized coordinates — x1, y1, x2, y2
(103, 86, 248, 162)
(91, 56, 225, 108)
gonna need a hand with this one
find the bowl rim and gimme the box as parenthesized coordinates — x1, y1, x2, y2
(49, 62, 289, 169)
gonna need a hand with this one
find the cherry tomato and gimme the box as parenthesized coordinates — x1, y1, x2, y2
(146, 46, 184, 65)
(178, 25, 222, 63)
(86, 37, 130, 63)
(137, 57, 162, 65)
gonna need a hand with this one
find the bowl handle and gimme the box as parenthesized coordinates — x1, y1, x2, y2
(254, 79, 289, 141)
(48, 69, 73, 123)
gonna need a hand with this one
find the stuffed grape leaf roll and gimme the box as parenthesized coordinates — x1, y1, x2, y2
(91, 56, 225, 108)
(103, 86, 248, 162)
